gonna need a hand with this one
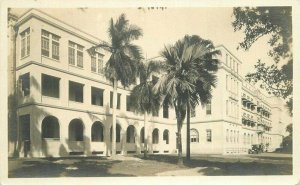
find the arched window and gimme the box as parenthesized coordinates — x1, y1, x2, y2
(126, 125, 135, 143)
(190, 129, 199, 143)
(91, 121, 104, 142)
(42, 116, 60, 139)
(163, 129, 169, 144)
(243, 133, 246, 145)
(140, 127, 144, 143)
(152, 128, 159, 144)
(69, 119, 83, 141)
(110, 124, 121, 143)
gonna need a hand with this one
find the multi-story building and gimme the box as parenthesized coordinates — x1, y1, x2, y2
(7, 9, 291, 158)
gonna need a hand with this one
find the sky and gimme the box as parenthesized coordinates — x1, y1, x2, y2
(11, 7, 276, 77)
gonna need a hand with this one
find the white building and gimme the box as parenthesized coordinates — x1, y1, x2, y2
(7, 9, 291, 158)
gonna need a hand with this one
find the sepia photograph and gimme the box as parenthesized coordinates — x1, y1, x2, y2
(1, 1, 299, 184)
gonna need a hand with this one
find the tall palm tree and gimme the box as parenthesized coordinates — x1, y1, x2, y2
(154, 35, 219, 163)
(129, 60, 161, 158)
(90, 14, 143, 157)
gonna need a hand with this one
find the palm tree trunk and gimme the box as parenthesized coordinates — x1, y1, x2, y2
(177, 122, 183, 165)
(111, 78, 117, 157)
(186, 97, 191, 161)
(143, 112, 148, 158)
(175, 104, 183, 165)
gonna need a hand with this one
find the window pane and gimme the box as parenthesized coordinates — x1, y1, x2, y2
(68, 47, 75, 65)
(26, 35, 30, 56)
(52, 41, 59, 60)
(77, 45, 83, 51)
(21, 38, 26, 58)
(77, 51, 83, 68)
(206, 129, 212, 142)
(52, 34, 60, 41)
(98, 58, 103, 73)
(42, 30, 49, 37)
(41, 37, 49, 57)
(91, 56, 96, 72)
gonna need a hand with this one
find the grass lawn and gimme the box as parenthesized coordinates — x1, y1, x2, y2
(8, 153, 292, 177)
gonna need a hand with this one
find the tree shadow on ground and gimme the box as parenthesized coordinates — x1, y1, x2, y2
(134, 154, 292, 176)
(8, 157, 135, 178)
(248, 155, 292, 161)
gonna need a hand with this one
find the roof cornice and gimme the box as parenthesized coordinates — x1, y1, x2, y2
(14, 9, 103, 45)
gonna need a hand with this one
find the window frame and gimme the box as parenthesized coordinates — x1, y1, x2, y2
(91, 87, 104, 106)
(206, 129, 212, 142)
(41, 30, 60, 60)
(68, 41, 84, 68)
(69, 81, 84, 103)
(41, 74, 60, 98)
(20, 28, 30, 58)
(190, 128, 199, 143)
(19, 73, 30, 97)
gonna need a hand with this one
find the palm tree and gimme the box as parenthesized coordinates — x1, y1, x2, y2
(129, 60, 161, 158)
(89, 14, 143, 157)
(154, 35, 219, 163)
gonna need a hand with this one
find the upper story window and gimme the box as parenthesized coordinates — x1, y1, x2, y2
(69, 41, 84, 68)
(91, 53, 104, 74)
(42, 74, 60, 98)
(19, 73, 30, 96)
(41, 30, 60, 60)
(20, 28, 30, 58)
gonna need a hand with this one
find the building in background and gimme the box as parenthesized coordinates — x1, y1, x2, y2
(7, 9, 291, 158)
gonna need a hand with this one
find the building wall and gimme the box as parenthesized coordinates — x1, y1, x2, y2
(8, 9, 291, 158)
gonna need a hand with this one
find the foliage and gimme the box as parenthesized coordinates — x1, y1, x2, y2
(232, 7, 292, 61)
(286, 123, 292, 136)
(89, 13, 143, 87)
(155, 35, 220, 161)
(232, 7, 293, 115)
(245, 59, 293, 114)
(129, 60, 161, 114)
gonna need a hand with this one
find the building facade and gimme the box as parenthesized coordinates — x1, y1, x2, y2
(7, 9, 291, 158)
